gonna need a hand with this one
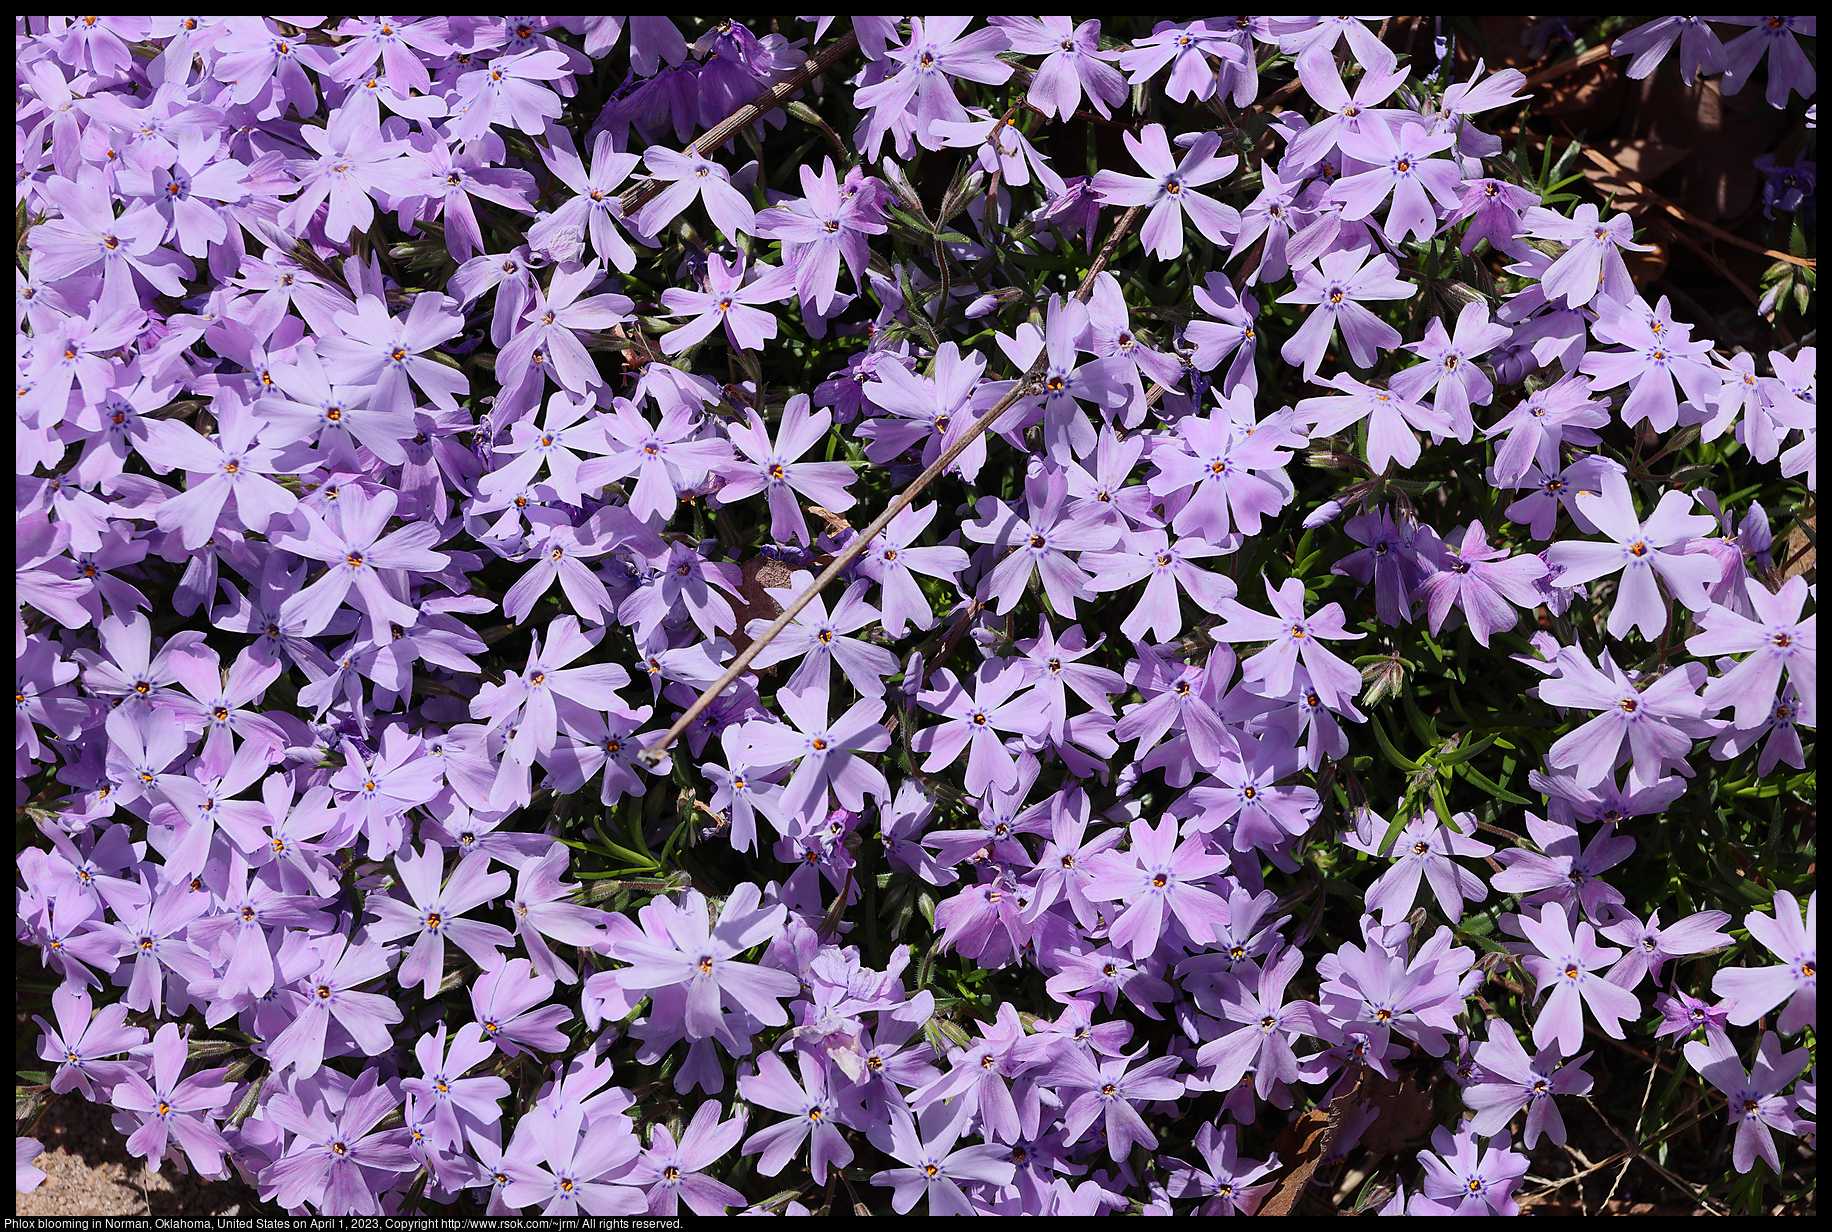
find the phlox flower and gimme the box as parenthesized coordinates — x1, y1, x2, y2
(1713, 889, 1816, 1035)
(1716, 16, 1816, 108)
(1687, 575, 1816, 730)
(1045, 1047, 1186, 1161)
(853, 17, 1013, 158)
(1415, 1124, 1530, 1216)
(1599, 907, 1733, 991)
(1539, 649, 1719, 791)
(1278, 247, 1413, 380)
(110, 1021, 233, 1176)
(962, 465, 1120, 616)
(1465, 1026, 1592, 1147)
(1526, 202, 1650, 309)
(266, 933, 403, 1080)
(500, 1100, 645, 1215)
(1297, 371, 1453, 476)
(528, 126, 643, 271)
(739, 1050, 853, 1185)
(1345, 811, 1494, 925)
(1390, 300, 1511, 441)
(497, 260, 633, 398)
(1195, 947, 1325, 1096)
(870, 1103, 1015, 1214)
(1516, 903, 1642, 1056)
(1414, 520, 1549, 647)
(712, 394, 858, 546)
(1281, 46, 1411, 171)
(1165, 1120, 1280, 1215)
(854, 501, 971, 638)
(991, 17, 1127, 120)
(911, 661, 1047, 798)
(1216, 576, 1363, 710)
(364, 842, 512, 999)
(1613, 17, 1728, 84)
(401, 1023, 509, 1153)
(606, 884, 801, 1039)
(34, 983, 145, 1100)
(273, 487, 451, 636)
(659, 252, 791, 354)
(1090, 123, 1239, 261)
(1542, 476, 1723, 640)
(1685, 1033, 1812, 1174)
(580, 398, 734, 526)
(1329, 120, 1462, 244)
(627, 1099, 749, 1215)
(1085, 816, 1230, 958)
(472, 957, 572, 1058)
(732, 684, 891, 822)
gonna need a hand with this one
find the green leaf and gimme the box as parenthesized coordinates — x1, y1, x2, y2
(1371, 712, 1421, 772)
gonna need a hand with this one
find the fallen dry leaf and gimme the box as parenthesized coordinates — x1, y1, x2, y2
(1257, 1064, 1365, 1216)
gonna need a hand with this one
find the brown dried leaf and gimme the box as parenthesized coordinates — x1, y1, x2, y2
(1258, 1065, 1365, 1216)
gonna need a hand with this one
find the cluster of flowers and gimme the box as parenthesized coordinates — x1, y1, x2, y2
(15, 14, 1817, 1216)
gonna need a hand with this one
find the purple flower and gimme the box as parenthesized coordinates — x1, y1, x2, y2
(500, 1100, 644, 1215)
(746, 571, 899, 699)
(1466, 1026, 1593, 1147)
(1688, 576, 1816, 730)
(497, 260, 633, 399)
(1165, 1120, 1281, 1215)
(627, 1099, 749, 1215)
(266, 933, 404, 1080)
(713, 394, 857, 546)
(34, 983, 146, 1100)
(1329, 120, 1462, 244)
(1279, 246, 1414, 379)
(528, 126, 643, 271)
(1215, 576, 1364, 711)
(738, 1050, 853, 1185)
(1281, 47, 1411, 171)
(911, 661, 1047, 798)
(471, 957, 572, 1058)
(1600, 907, 1733, 991)
(1538, 649, 1719, 791)
(1542, 476, 1723, 640)
(854, 18, 1013, 158)
(1390, 301, 1511, 441)
(1685, 1033, 1812, 1174)
(1091, 124, 1239, 260)
(1415, 1124, 1530, 1216)
(109, 1022, 233, 1176)
(1085, 816, 1230, 958)
(1414, 520, 1549, 647)
(1526, 203, 1651, 309)
(1195, 947, 1325, 1096)
(753, 158, 885, 316)
(1581, 295, 1724, 433)
(1716, 16, 1817, 108)
(1713, 889, 1816, 1035)
(364, 842, 512, 998)
(470, 615, 633, 768)
(1516, 903, 1642, 1056)
(870, 1103, 1016, 1214)
(273, 487, 451, 636)
(962, 466, 1121, 616)
(580, 399, 734, 527)
(1297, 372, 1454, 476)
(1044, 1045, 1185, 1161)
(994, 16, 1127, 119)
(855, 501, 971, 638)
(1613, 17, 1729, 84)
(400, 1023, 509, 1153)
(1347, 812, 1495, 925)
(732, 685, 891, 822)
(607, 884, 801, 1038)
